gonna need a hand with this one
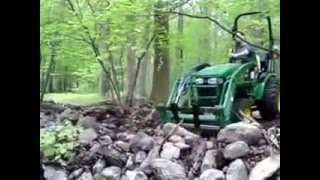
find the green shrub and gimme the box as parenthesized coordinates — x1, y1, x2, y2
(40, 121, 82, 161)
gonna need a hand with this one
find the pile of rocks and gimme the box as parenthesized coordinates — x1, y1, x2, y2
(40, 104, 280, 180)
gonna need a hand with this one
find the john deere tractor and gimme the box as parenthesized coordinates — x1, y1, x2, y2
(161, 12, 280, 131)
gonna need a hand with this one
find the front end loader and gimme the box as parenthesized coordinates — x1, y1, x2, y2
(160, 12, 280, 132)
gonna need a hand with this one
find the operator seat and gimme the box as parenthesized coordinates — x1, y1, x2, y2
(257, 53, 271, 81)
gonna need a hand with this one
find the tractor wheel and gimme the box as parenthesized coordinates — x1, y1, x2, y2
(232, 98, 253, 123)
(257, 77, 280, 120)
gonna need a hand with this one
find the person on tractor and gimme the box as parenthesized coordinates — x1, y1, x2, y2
(229, 31, 257, 64)
(272, 45, 280, 59)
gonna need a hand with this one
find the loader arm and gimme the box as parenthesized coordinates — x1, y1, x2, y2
(164, 63, 211, 123)
(219, 62, 256, 126)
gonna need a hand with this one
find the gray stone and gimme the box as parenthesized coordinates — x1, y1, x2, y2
(201, 150, 217, 173)
(78, 128, 98, 144)
(77, 116, 99, 130)
(68, 168, 84, 180)
(100, 135, 113, 144)
(226, 159, 248, 180)
(76, 172, 93, 180)
(199, 169, 225, 180)
(140, 146, 160, 174)
(43, 166, 67, 180)
(174, 142, 190, 149)
(115, 141, 130, 152)
(120, 176, 129, 180)
(103, 147, 127, 167)
(93, 174, 106, 180)
(163, 123, 199, 138)
(185, 135, 199, 145)
(168, 135, 184, 143)
(129, 132, 155, 152)
(101, 166, 121, 180)
(217, 122, 263, 145)
(206, 141, 215, 150)
(124, 156, 135, 170)
(90, 143, 102, 154)
(134, 151, 147, 164)
(106, 124, 117, 129)
(58, 108, 79, 122)
(223, 141, 250, 160)
(249, 154, 280, 180)
(117, 132, 131, 142)
(124, 170, 148, 180)
(160, 143, 180, 160)
(151, 158, 186, 180)
(154, 136, 164, 145)
(93, 159, 106, 174)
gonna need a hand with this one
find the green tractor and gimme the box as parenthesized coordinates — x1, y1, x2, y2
(161, 12, 280, 131)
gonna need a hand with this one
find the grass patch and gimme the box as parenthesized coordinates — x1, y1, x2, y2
(43, 93, 105, 105)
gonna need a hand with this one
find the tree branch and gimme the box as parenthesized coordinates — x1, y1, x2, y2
(62, 33, 88, 42)
(165, 11, 280, 55)
(75, 0, 83, 20)
(128, 34, 155, 106)
(169, 0, 191, 12)
(66, 0, 95, 44)
(86, 0, 98, 40)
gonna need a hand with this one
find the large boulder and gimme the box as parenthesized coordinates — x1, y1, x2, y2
(217, 122, 263, 145)
(223, 141, 250, 160)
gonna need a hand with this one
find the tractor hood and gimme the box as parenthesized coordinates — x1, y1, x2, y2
(193, 63, 241, 78)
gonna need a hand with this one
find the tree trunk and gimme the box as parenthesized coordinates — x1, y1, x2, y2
(176, 3, 184, 73)
(198, 6, 211, 62)
(212, 13, 219, 49)
(150, 2, 170, 104)
(126, 14, 137, 106)
(126, 42, 137, 105)
(99, 68, 108, 98)
(40, 41, 57, 102)
(40, 47, 42, 67)
(98, 24, 113, 100)
(138, 49, 149, 98)
(138, 13, 152, 101)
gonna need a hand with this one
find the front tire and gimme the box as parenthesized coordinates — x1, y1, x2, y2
(258, 77, 280, 120)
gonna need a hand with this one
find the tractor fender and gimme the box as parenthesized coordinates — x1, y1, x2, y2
(254, 73, 278, 100)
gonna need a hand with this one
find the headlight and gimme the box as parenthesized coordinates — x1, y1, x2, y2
(195, 78, 204, 84)
(207, 78, 224, 85)
(207, 78, 217, 84)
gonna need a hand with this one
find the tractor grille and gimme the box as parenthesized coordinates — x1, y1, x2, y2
(197, 87, 217, 96)
(196, 87, 217, 107)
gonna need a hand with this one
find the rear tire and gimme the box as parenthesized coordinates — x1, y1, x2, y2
(257, 77, 280, 120)
(232, 98, 253, 123)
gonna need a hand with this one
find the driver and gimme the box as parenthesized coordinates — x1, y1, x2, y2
(229, 31, 256, 63)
